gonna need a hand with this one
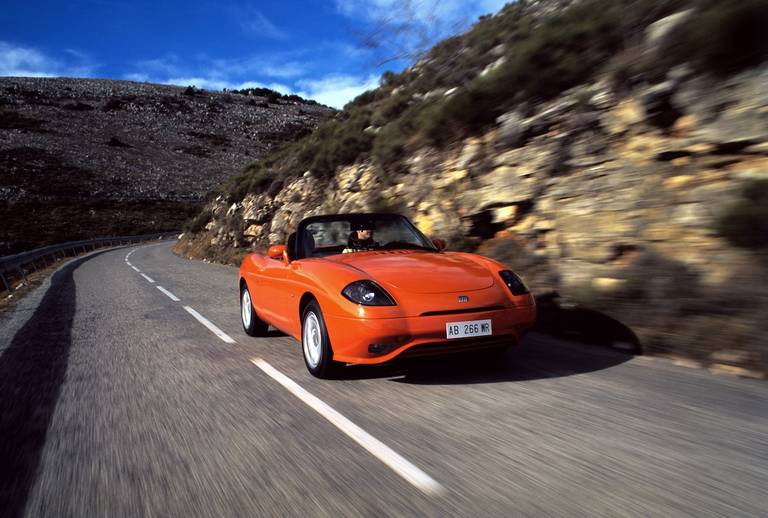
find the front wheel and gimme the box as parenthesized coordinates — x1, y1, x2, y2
(302, 300, 342, 378)
(241, 284, 268, 336)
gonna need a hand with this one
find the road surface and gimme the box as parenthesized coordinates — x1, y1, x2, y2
(1, 241, 766, 517)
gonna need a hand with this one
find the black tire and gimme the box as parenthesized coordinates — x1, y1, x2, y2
(301, 300, 342, 378)
(240, 283, 268, 337)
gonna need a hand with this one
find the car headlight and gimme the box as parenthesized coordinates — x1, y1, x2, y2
(499, 270, 529, 296)
(342, 280, 396, 306)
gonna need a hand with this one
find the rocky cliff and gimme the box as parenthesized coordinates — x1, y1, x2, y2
(177, 0, 768, 376)
(0, 77, 333, 254)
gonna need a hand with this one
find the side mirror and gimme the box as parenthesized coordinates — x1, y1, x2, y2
(267, 244, 287, 261)
(432, 238, 446, 251)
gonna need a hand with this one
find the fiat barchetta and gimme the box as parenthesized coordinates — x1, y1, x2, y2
(239, 213, 536, 377)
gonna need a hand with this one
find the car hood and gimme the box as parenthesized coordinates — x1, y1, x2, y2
(324, 250, 495, 294)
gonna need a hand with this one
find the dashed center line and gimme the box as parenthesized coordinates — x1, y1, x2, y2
(124, 244, 441, 496)
(251, 358, 444, 495)
(156, 286, 181, 302)
(183, 305, 236, 343)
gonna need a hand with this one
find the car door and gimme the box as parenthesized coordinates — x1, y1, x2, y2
(253, 256, 288, 326)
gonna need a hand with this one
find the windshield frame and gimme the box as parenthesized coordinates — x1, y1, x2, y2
(294, 213, 437, 259)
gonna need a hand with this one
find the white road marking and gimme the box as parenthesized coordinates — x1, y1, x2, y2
(125, 249, 137, 262)
(156, 286, 180, 302)
(140, 273, 155, 283)
(131, 265, 141, 272)
(125, 242, 440, 493)
(251, 358, 444, 495)
(183, 306, 236, 344)
(126, 261, 132, 266)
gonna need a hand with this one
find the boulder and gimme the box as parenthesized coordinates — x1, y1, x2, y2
(456, 139, 483, 169)
(243, 224, 263, 238)
(495, 111, 527, 149)
(642, 81, 682, 130)
(601, 99, 644, 135)
(644, 10, 694, 53)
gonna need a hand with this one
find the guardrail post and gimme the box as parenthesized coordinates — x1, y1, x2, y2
(1, 272, 10, 293)
(16, 266, 27, 283)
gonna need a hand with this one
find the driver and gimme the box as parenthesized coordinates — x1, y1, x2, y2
(343, 220, 379, 253)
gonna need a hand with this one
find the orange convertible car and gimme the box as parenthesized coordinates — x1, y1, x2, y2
(239, 213, 536, 377)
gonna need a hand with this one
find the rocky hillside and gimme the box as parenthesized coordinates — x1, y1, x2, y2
(0, 77, 333, 254)
(178, 0, 768, 376)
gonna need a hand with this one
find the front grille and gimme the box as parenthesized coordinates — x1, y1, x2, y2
(399, 336, 514, 358)
(419, 305, 505, 317)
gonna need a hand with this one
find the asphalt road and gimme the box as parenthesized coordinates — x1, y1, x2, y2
(1, 241, 766, 517)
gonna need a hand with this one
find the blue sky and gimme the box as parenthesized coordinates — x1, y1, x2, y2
(0, 0, 507, 108)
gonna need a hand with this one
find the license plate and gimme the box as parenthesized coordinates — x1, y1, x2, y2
(446, 319, 492, 339)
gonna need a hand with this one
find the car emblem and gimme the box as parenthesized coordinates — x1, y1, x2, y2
(458, 295, 469, 303)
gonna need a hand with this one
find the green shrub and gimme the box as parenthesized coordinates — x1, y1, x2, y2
(183, 207, 212, 234)
(305, 108, 375, 179)
(662, 0, 768, 76)
(413, 0, 628, 144)
(372, 122, 407, 166)
(345, 89, 380, 109)
(371, 92, 410, 127)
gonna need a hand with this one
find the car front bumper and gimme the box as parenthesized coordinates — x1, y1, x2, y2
(325, 305, 536, 364)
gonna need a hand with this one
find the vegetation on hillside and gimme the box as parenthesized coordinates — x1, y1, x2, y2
(221, 0, 768, 204)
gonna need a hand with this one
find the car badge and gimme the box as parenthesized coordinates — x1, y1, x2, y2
(458, 295, 469, 303)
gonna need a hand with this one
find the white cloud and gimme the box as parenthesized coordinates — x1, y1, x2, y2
(126, 53, 307, 89)
(124, 46, 381, 108)
(123, 72, 150, 82)
(128, 73, 292, 94)
(134, 55, 183, 76)
(296, 74, 379, 108)
(238, 8, 288, 40)
(0, 41, 97, 78)
(336, 0, 507, 23)
(0, 41, 57, 77)
(261, 62, 305, 79)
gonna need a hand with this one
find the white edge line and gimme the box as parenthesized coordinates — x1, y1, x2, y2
(126, 261, 132, 266)
(131, 265, 140, 272)
(140, 273, 155, 283)
(183, 306, 236, 344)
(250, 358, 444, 495)
(156, 286, 180, 302)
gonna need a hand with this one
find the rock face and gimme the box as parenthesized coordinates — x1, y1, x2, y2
(179, 62, 768, 375)
(0, 77, 333, 254)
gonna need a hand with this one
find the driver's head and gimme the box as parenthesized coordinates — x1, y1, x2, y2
(351, 220, 374, 241)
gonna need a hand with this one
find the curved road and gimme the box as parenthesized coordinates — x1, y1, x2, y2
(1, 242, 766, 517)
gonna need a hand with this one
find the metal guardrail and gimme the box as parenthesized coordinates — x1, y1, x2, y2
(0, 232, 179, 293)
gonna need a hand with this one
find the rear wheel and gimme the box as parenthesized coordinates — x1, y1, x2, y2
(302, 300, 342, 378)
(241, 284, 268, 337)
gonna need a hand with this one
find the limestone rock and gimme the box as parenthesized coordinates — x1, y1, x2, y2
(601, 99, 644, 135)
(592, 277, 626, 293)
(243, 224, 263, 237)
(495, 111, 526, 149)
(645, 10, 694, 52)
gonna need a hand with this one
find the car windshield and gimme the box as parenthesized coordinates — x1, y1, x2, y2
(300, 214, 435, 258)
